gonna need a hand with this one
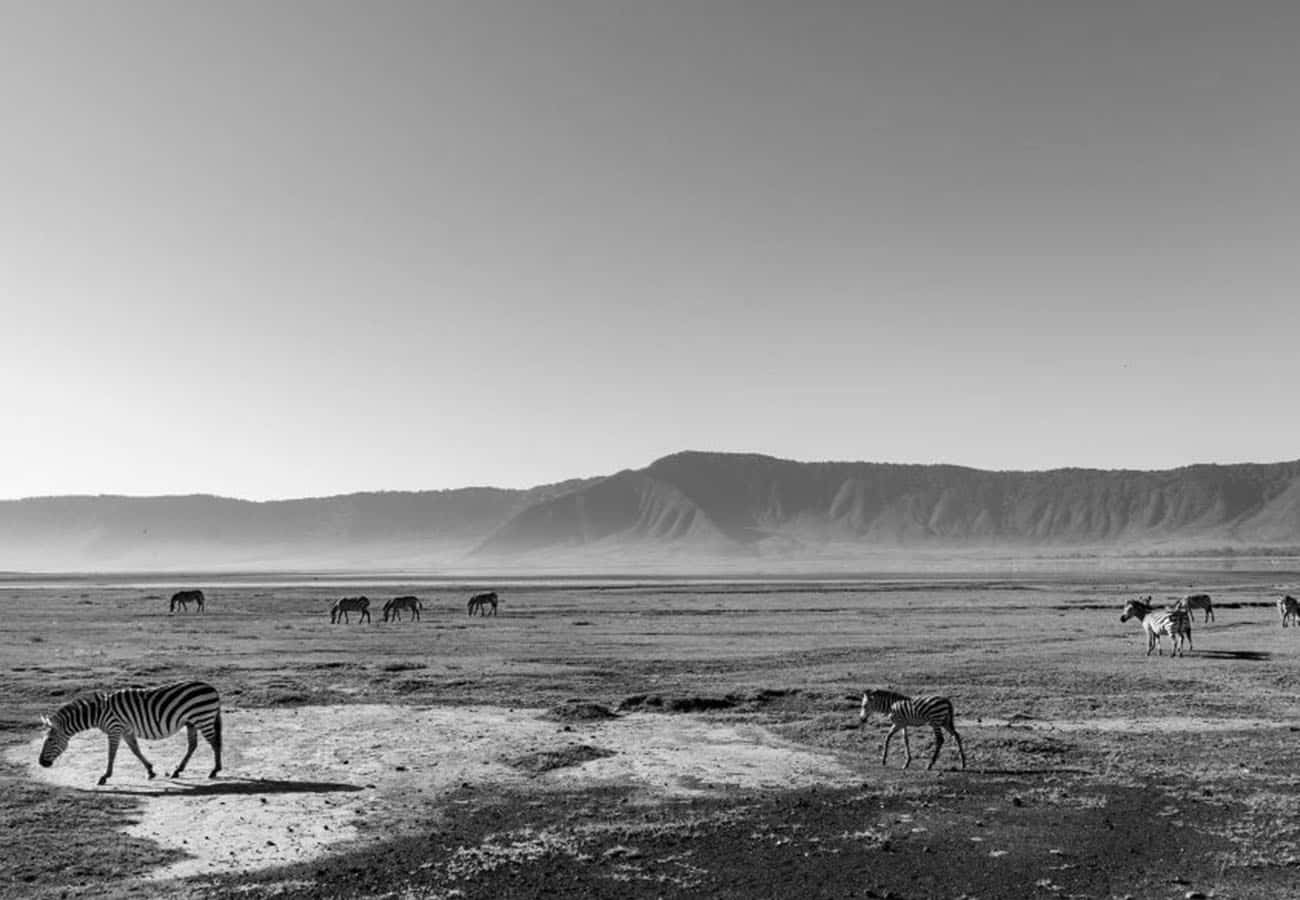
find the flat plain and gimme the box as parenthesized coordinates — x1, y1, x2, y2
(3, 565, 1300, 899)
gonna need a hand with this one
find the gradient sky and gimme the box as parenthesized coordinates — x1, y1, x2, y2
(3, 1, 1298, 500)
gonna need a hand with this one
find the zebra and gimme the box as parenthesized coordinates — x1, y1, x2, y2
(1173, 593, 1214, 624)
(859, 689, 966, 770)
(330, 596, 371, 624)
(39, 681, 223, 786)
(1279, 595, 1300, 628)
(384, 595, 422, 623)
(1120, 596, 1192, 657)
(467, 591, 498, 616)
(169, 589, 205, 614)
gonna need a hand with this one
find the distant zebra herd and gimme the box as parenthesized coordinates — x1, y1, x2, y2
(325, 592, 502, 623)
(159, 590, 501, 623)
(1114, 591, 1300, 658)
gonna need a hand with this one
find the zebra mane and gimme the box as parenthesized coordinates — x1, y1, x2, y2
(865, 687, 906, 697)
(49, 692, 105, 725)
(862, 688, 909, 707)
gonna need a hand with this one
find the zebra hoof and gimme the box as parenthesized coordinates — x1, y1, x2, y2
(97, 775, 109, 786)
(147, 770, 156, 780)
(169, 769, 183, 778)
(208, 768, 220, 779)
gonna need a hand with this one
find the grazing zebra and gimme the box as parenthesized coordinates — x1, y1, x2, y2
(1120, 596, 1192, 657)
(467, 591, 498, 617)
(39, 681, 222, 786)
(1173, 593, 1214, 624)
(384, 595, 422, 623)
(169, 590, 205, 614)
(859, 689, 966, 770)
(330, 596, 371, 624)
(1279, 595, 1300, 628)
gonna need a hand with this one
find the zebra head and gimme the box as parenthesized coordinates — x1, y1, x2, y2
(1120, 597, 1153, 623)
(38, 713, 68, 768)
(859, 689, 892, 721)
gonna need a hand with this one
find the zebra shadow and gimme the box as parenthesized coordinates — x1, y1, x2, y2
(101, 776, 363, 797)
(1193, 649, 1272, 662)
(966, 766, 1094, 776)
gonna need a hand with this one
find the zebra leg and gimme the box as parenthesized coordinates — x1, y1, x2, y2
(901, 727, 913, 768)
(948, 725, 967, 769)
(881, 724, 900, 767)
(206, 711, 223, 778)
(928, 726, 944, 770)
(123, 733, 156, 779)
(100, 734, 121, 786)
(171, 724, 199, 777)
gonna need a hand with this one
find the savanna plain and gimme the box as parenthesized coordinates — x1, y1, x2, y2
(3, 567, 1300, 900)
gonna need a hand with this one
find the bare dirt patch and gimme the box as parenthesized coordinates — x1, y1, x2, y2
(7, 704, 852, 883)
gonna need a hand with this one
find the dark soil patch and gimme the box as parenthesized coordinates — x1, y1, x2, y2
(379, 662, 427, 672)
(1011, 737, 1074, 756)
(617, 689, 804, 716)
(543, 702, 620, 722)
(0, 760, 179, 894)
(504, 744, 617, 775)
(389, 678, 438, 694)
(197, 774, 1285, 900)
(618, 694, 739, 713)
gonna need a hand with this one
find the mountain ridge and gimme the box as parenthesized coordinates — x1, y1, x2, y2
(3, 452, 1299, 571)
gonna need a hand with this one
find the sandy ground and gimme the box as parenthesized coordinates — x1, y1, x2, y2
(8, 704, 854, 882)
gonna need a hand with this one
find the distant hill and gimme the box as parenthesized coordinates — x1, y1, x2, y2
(0, 480, 593, 572)
(3, 452, 1299, 572)
(472, 452, 1300, 566)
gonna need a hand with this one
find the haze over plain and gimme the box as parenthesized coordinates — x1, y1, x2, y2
(3, 2, 1299, 502)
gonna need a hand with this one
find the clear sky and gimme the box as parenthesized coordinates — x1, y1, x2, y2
(3, 1, 1298, 500)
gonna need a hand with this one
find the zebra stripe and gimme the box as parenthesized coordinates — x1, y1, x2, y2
(383, 595, 422, 623)
(1173, 593, 1214, 624)
(331, 596, 371, 624)
(859, 688, 966, 770)
(39, 681, 223, 786)
(1279, 595, 1300, 628)
(1121, 596, 1192, 657)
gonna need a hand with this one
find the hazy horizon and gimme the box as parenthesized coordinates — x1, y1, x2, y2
(6, 2, 1299, 501)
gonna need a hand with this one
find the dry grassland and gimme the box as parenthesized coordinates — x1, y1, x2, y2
(2, 568, 1299, 898)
